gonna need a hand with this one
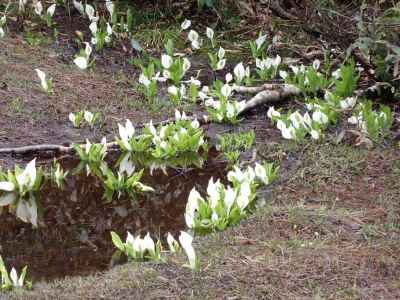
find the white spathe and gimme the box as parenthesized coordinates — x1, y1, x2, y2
(34, 1, 43, 15)
(74, 57, 88, 70)
(34, 68, 48, 91)
(221, 84, 232, 98)
(84, 111, 94, 123)
(118, 119, 135, 151)
(255, 34, 267, 50)
(47, 4, 56, 17)
(234, 63, 245, 82)
(206, 27, 214, 40)
(181, 19, 191, 30)
(167, 232, 178, 253)
(10, 267, 24, 287)
(179, 231, 197, 270)
(0, 181, 15, 192)
(16, 159, 37, 191)
(161, 54, 173, 69)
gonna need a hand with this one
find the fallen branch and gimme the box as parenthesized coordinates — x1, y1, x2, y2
(263, 0, 298, 20)
(234, 83, 289, 94)
(237, 84, 301, 115)
(0, 116, 208, 155)
(0, 144, 74, 155)
(0, 83, 300, 156)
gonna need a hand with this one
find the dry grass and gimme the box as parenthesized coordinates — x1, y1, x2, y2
(3, 143, 399, 300)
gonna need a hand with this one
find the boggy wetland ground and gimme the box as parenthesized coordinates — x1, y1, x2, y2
(1, 1, 400, 299)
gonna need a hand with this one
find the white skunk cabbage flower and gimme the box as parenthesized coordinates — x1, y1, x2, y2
(234, 62, 245, 83)
(312, 59, 321, 70)
(179, 231, 198, 271)
(143, 233, 156, 254)
(84, 42, 92, 57)
(218, 47, 225, 60)
(168, 85, 179, 96)
(225, 73, 233, 83)
(119, 153, 135, 176)
(74, 42, 92, 69)
(34, 68, 49, 92)
(85, 4, 98, 22)
(281, 124, 296, 140)
(303, 112, 312, 127)
(289, 111, 305, 129)
(83, 110, 94, 124)
(89, 21, 97, 35)
(16, 159, 37, 191)
(279, 70, 288, 79)
(34, 1, 43, 15)
(255, 34, 267, 50)
(10, 267, 25, 287)
(188, 30, 201, 49)
(181, 19, 191, 30)
(105, 0, 114, 18)
(19, 0, 28, 13)
(191, 119, 200, 129)
(254, 163, 271, 185)
(267, 106, 281, 119)
(347, 116, 359, 125)
(167, 233, 179, 253)
(0, 181, 15, 192)
(183, 58, 191, 72)
(139, 73, 151, 87)
(207, 178, 222, 209)
(206, 27, 214, 40)
(125, 232, 136, 249)
(185, 187, 203, 228)
(69, 112, 81, 127)
(16, 197, 38, 226)
(47, 3, 56, 17)
(332, 69, 341, 79)
(340, 97, 357, 110)
(74, 57, 88, 69)
(216, 59, 226, 70)
(221, 84, 232, 98)
(236, 181, 252, 211)
(118, 119, 135, 151)
(188, 30, 199, 43)
(312, 110, 329, 125)
(224, 186, 236, 213)
(175, 110, 187, 121)
(161, 54, 173, 69)
(310, 129, 320, 140)
(73, 0, 85, 14)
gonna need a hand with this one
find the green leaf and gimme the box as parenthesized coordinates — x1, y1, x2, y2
(110, 231, 125, 251)
(19, 266, 28, 286)
(0, 255, 11, 287)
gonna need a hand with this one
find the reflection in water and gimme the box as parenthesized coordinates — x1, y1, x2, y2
(0, 150, 225, 281)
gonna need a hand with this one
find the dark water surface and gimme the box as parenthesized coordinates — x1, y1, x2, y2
(0, 150, 225, 281)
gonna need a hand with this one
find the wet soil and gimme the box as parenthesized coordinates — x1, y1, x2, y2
(0, 150, 226, 281)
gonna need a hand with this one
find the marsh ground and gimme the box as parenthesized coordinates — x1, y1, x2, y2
(1, 2, 400, 299)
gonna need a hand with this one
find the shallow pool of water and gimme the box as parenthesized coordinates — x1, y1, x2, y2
(0, 150, 225, 281)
